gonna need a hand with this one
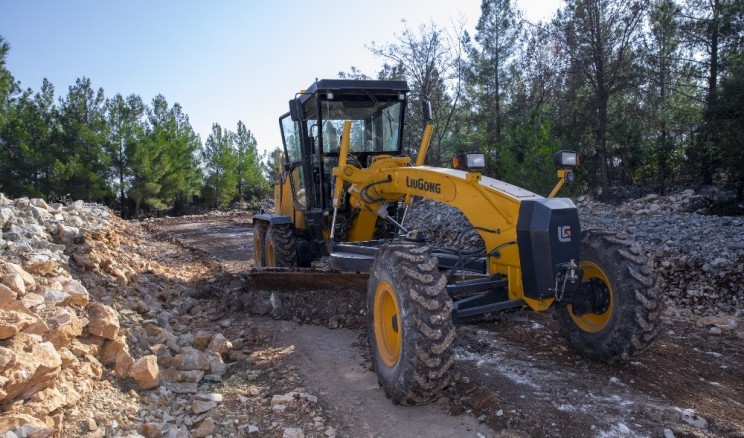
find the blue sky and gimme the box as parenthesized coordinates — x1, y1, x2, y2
(0, 0, 560, 155)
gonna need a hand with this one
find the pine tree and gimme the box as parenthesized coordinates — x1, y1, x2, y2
(234, 121, 267, 204)
(54, 77, 112, 202)
(202, 123, 238, 209)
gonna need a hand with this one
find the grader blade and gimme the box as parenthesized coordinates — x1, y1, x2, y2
(246, 268, 369, 292)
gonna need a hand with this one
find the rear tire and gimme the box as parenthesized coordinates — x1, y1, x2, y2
(555, 229, 662, 363)
(265, 224, 297, 267)
(253, 221, 268, 267)
(367, 243, 455, 405)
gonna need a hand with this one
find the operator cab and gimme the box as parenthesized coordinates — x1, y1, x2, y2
(279, 79, 409, 215)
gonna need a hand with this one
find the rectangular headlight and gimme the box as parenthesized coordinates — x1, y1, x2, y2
(453, 153, 486, 171)
(553, 150, 579, 167)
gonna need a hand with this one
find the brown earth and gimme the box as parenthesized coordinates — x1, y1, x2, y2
(151, 213, 744, 438)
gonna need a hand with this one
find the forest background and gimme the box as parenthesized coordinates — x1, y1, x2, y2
(0, 0, 742, 216)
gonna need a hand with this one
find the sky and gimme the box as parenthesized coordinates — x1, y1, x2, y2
(0, 0, 561, 156)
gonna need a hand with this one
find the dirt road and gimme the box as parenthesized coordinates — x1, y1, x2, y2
(156, 215, 744, 438)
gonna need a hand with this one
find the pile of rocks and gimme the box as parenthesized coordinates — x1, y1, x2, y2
(0, 194, 237, 437)
(578, 193, 744, 321)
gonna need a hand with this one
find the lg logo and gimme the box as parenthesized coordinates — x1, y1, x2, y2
(558, 225, 572, 243)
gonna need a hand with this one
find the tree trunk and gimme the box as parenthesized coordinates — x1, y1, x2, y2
(597, 92, 610, 201)
(703, 0, 720, 185)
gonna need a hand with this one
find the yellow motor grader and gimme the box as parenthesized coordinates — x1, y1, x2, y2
(252, 79, 661, 405)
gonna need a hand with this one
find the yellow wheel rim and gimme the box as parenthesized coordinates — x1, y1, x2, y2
(373, 281, 401, 367)
(254, 232, 262, 264)
(266, 240, 275, 267)
(569, 261, 613, 333)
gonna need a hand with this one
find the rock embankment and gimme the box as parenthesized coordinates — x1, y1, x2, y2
(578, 190, 744, 323)
(0, 194, 242, 437)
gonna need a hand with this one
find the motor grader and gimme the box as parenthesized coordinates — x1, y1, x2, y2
(252, 79, 661, 405)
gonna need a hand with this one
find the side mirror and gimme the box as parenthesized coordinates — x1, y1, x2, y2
(289, 98, 305, 122)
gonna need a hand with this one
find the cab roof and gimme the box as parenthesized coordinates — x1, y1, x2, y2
(298, 79, 410, 103)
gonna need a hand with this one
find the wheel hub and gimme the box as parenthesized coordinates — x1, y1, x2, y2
(568, 261, 614, 333)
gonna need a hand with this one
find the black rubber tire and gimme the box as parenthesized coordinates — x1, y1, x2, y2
(555, 229, 662, 363)
(367, 243, 455, 405)
(253, 221, 268, 267)
(264, 224, 297, 267)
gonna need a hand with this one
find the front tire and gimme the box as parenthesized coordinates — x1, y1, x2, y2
(367, 243, 455, 405)
(264, 224, 297, 267)
(555, 230, 662, 363)
(253, 221, 268, 267)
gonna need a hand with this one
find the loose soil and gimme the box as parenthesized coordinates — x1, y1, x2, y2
(151, 214, 744, 438)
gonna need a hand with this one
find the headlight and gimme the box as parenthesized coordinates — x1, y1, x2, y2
(553, 150, 579, 168)
(453, 153, 486, 171)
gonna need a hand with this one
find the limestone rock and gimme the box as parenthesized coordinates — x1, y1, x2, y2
(115, 349, 135, 378)
(0, 206, 15, 227)
(26, 385, 66, 415)
(44, 308, 84, 349)
(68, 200, 85, 212)
(0, 334, 61, 403)
(193, 331, 212, 350)
(0, 413, 55, 438)
(173, 347, 210, 371)
(22, 252, 58, 276)
(0, 283, 17, 303)
(142, 422, 163, 438)
(86, 303, 120, 340)
(0, 299, 43, 337)
(0, 263, 28, 297)
(56, 224, 81, 243)
(283, 428, 305, 438)
(206, 333, 232, 355)
(42, 286, 70, 306)
(100, 336, 129, 366)
(60, 278, 89, 307)
(195, 392, 223, 402)
(29, 198, 49, 210)
(0, 309, 38, 340)
(129, 355, 160, 390)
(191, 399, 218, 414)
(191, 417, 214, 438)
(207, 352, 226, 376)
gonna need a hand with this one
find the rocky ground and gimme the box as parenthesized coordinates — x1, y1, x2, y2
(0, 197, 340, 438)
(0, 187, 742, 438)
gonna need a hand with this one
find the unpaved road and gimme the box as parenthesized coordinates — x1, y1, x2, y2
(156, 216, 744, 438)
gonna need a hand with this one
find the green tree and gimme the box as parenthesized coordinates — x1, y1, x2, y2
(643, 0, 696, 194)
(500, 111, 563, 195)
(0, 36, 16, 135)
(556, 0, 646, 199)
(156, 99, 201, 212)
(680, 0, 744, 183)
(466, 0, 524, 174)
(106, 93, 146, 216)
(234, 121, 267, 203)
(709, 57, 744, 198)
(202, 123, 238, 209)
(262, 146, 284, 186)
(136, 95, 202, 215)
(54, 77, 112, 202)
(1, 78, 58, 200)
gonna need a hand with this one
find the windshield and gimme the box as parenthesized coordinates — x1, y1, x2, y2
(319, 99, 403, 154)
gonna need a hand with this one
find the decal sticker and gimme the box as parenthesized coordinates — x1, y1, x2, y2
(558, 225, 572, 243)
